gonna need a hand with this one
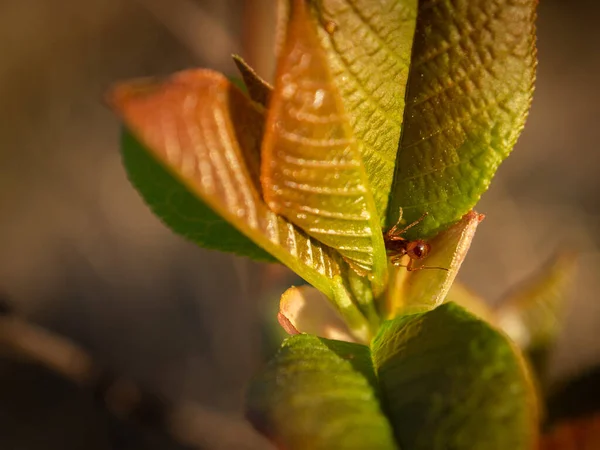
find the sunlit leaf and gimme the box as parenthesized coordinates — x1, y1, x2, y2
(232, 55, 272, 107)
(278, 285, 360, 343)
(309, 0, 418, 221)
(246, 334, 398, 450)
(384, 211, 484, 318)
(249, 303, 537, 449)
(110, 70, 350, 303)
(261, 0, 387, 291)
(372, 302, 538, 450)
(121, 130, 276, 262)
(388, 0, 538, 239)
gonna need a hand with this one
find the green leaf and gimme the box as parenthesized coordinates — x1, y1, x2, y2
(372, 302, 538, 450)
(309, 0, 418, 222)
(261, 0, 388, 291)
(246, 334, 398, 450)
(121, 130, 276, 262)
(249, 303, 537, 449)
(109, 71, 354, 304)
(388, 0, 538, 238)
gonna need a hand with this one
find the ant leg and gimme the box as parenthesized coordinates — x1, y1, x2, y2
(391, 256, 450, 272)
(389, 210, 429, 236)
(389, 254, 406, 266)
(408, 265, 449, 272)
(395, 258, 449, 272)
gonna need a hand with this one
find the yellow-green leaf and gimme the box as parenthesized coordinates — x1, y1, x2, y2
(247, 334, 398, 450)
(309, 0, 418, 222)
(388, 0, 538, 238)
(372, 303, 539, 450)
(384, 211, 484, 318)
(261, 0, 387, 291)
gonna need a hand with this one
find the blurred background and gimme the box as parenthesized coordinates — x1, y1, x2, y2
(0, 0, 598, 448)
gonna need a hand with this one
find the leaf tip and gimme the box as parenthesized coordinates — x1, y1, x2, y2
(277, 311, 300, 336)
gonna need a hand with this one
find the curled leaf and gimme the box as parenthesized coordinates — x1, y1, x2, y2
(278, 285, 360, 343)
(261, 0, 387, 291)
(110, 70, 346, 303)
(385, 211, 484, 317)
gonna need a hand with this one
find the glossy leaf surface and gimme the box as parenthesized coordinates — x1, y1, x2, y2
(388, 0, 538, 238)
(261, 0, 387, 288)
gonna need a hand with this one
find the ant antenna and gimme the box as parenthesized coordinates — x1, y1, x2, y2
(388, 210, 429, 236)
(395, 263, 450, 272)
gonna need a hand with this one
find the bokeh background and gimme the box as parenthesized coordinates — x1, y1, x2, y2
(0, 0, 598, 448)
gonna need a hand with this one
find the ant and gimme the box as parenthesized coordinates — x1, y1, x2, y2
(383, 210, 448, 272)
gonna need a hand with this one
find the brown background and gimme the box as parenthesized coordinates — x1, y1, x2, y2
(0, 0, 598, 448)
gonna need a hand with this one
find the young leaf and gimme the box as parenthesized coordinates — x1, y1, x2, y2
(385, 211, 484, 318)
(388, 0, 538, 239)
(278, 285, 360, 343)
(109, 70, 348, 301)
(246, 334, 398, 450)
(372, 302, 538, 450)
(261, 0, 387, 290)
(308, 0, 417, 221)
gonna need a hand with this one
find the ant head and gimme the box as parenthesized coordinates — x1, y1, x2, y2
(406, 240, 430, 260)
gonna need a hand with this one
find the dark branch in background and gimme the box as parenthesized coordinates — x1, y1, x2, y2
(0, 305, 272, 450)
